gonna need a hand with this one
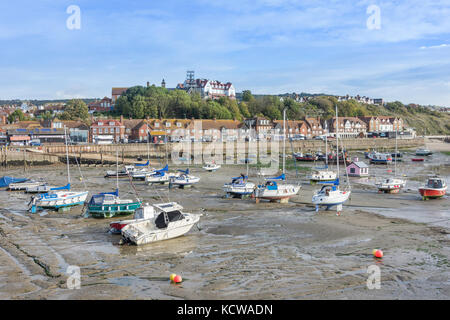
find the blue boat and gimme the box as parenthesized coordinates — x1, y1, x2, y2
(0, 176, 28, 188)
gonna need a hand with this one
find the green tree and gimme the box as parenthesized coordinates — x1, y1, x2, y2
(8, 109, 26, 123)
(131, 95, 146, 119)
(60, 99, 89, 121)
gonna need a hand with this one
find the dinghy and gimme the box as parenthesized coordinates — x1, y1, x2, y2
(120, 202, 201, 245)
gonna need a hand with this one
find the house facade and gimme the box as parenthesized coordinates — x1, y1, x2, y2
(90, 119, 125, 144)
(177, 79, 236, 100)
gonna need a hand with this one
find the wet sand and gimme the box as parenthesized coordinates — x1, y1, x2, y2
(0, 150, 449, 300)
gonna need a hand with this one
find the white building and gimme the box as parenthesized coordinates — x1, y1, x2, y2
(177, 72, 236, 100)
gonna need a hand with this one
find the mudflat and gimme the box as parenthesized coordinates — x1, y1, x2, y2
(0, 151, 449, 299)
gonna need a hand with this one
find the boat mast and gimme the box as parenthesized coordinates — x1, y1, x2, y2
(394, 127, 398, 177)
(146, 128, 150, 168)
(283, 108, 286, 175)
(325, 135, 328, 167)
(116, 148, 119, 191)
(64, 126, 70, 185)
(247, 123, 250, 177)
(335, 104, 339, 179)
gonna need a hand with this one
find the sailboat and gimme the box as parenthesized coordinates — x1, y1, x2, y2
(309, 136, 338, 185)
(145, 165, 170, 184)
(312, 105, 351, 212)
(87, 149, 141, 218)
(131, 131, 156, 180)
(223, 174, 256, 198)
(253, 108, 301, 203)
(29, 127, 88, 213)
(169, 168, 200, 187)
(375, 130, 406, 193)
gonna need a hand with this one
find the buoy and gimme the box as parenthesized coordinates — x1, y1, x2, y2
(173, 275, 182, 283)
(169, 273, 177, 282)
(374, 249, 383, 258)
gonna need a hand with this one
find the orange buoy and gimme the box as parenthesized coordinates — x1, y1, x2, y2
(173, 275, 182, 283)
(374, 249, 383, 258)
(169, 273, 177, 281)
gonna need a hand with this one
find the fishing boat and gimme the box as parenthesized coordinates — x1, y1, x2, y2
(169, 169, 200, 187)
(375, 178, 406, 193)
(419, 176, 447, 200)
(415, 148, 433, 156)
(0, 176, 27, 188)
(312, 104, 351, 213)
(109, 202, 159, 234)
(105, 165, 135, 178)
(146, 165, 170, 184)
(324, 153, 352, 165)
(120, 202, 201, 245)
(87, 150, 141, 218)
(294, 152, 317, 162)
(223, 174, 256, 198)
(369, 152, 392, 164)
(202, 162, 221, 172)
(29, 127, 88, 213)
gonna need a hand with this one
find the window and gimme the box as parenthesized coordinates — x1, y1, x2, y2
(155, 123, 160, 128)
(177, 122, 181, 127)
(109, 122, 115, 126)
(166, 122, 171, 127)
(93, 128, 97, 133)
(98, 122, 103, 126)
(99, 128, 102, 134)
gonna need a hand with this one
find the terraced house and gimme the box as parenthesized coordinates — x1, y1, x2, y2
(359, 116, 404, 132)
(90, 119, 125, 144)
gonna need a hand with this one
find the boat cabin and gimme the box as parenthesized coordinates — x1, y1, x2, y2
(427, 178, 444, 189)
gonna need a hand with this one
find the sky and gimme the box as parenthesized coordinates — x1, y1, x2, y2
(0, 0, 449, 106)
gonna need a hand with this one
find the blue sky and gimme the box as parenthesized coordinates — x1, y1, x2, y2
(0, 0, 449, 106)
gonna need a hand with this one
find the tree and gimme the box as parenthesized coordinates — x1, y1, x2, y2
(8, 109, 26, 123)
(60, 99, 89, 121)
(131, 95, 146, 119)
(239, 101, 251, 118)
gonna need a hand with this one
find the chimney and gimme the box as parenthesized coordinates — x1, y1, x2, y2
(120, 115, 124, 123)
(146, 81, 150, 87)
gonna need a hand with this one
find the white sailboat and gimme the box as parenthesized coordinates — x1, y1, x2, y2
(309, 136, 338, 184)
(120, 202, 201, 245)
(312, 105, 351, 212)
(254, 108, 301, 203)
(375, 129, 406, 193)
(145, 165, 170, 184)
(29, 127, 88, 213)
(202, 162, 221, 172)
(169, 169, 200, 187)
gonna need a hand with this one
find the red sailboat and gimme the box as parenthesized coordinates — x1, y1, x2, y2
(419, 176, 447, 200)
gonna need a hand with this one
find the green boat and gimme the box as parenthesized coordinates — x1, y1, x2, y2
(87, 189, 142, 218)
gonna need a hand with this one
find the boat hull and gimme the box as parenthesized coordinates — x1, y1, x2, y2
(35, 191, 89, 210)
(88, 201, 141, 218)
(419, 187, 447, 199)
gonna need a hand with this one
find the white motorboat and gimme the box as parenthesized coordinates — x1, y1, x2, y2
(203, 163, 221, 172)
(120, 202, 201, 245)
(169, 169, 200, 187)
(109, 203, 156, 234)
(131, 168, 156, 181)
(223, 174, 256, 198)
(145, 165, 170, 184)
(309, 169, 338, 184)
(375, 178, 406, 193)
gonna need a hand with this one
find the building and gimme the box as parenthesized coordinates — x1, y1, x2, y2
(243, 117, 272, 139)
(272, 120, 308, 138)
(111, 87, 129, 104)
(359, 116, 404, 133)
(90, 119, 125, 144)
(176, 71, 236, 100)
(122, 118, 149, 142)
(328, 117, 368, 138)
(305, 117, 324, 137)
(88, 97, 113, 113)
